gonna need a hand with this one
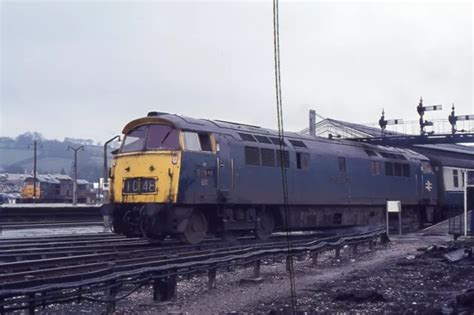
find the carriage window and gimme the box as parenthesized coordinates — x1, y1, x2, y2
(245, 147, 260, 166)
(371, 161, 380, 175)
(276, 150, 290, 168)
(296, 152, 310, 169)
(453, 169, 459, 188)
(261, 149, 276, 167)
(338, 157, 346, 172)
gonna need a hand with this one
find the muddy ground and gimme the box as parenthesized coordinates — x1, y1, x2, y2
(248, 241, 474, 314)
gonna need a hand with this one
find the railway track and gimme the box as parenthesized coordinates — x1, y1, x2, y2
(0, 220, 103, 230)
(0, 230, 336, 260)
(0, 227, 386, 314)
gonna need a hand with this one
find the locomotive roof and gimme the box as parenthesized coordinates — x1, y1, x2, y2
(124, 113, 429, 161)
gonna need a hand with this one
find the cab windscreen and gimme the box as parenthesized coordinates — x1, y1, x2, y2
(121, 124, 180, 153)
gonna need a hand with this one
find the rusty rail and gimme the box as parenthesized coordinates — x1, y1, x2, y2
(0, 227, 386, 314)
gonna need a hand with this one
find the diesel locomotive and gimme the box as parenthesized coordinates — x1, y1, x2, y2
(101, 112, 471, 244)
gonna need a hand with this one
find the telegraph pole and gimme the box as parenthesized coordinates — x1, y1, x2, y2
(33, 141, 37, 202)
(28, 140, 40, 203)
(68, 145, 84, 205)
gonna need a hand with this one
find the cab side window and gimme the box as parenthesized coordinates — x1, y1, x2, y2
(183, 132, 213, 152)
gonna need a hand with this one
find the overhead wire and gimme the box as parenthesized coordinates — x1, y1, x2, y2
(272, 0, 297, 310)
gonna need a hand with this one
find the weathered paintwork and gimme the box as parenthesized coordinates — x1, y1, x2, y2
(111, 151, 181, 203)
(106, 112, 440, 238)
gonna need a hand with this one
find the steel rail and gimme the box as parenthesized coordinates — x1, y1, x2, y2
(0, 230, 385, 314)
(0, 228, 384, 297)
(0, 233, 329, 274)
(0, 232, 333, 262)
(0, 233, 120, 244)
(0, 237, 144, 251)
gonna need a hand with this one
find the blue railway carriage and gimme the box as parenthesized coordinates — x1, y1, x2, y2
(102, 112, 437, 244)
(411, 145, 474, 220)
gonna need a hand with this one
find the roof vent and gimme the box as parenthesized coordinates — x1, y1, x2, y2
(147, 111, 168, 117)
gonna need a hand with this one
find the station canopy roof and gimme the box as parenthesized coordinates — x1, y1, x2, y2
(307, 118, 474, 156)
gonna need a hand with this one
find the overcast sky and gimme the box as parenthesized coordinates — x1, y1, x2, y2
(1, 0, 473, 142)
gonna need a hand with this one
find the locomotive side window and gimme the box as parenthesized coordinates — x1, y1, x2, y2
(385, 162, 394, 176)
(371, 161, 380, 175)
(255, 135, 272, 144)
(394, 163, 402, 176)
(296, 152, 310, 170)
(338, 157, 346, 172)
(239, 133, 257, 142)
(365, 150, 378, 157)
(384, 162, 410, 177)
(276, 150, 290, 168)
(183, 132, 213, 152)
(453, 169, 459, 188)
(261, 148, 276, 167)
(198, 134, 212, 151)
(421, 161, 434, 174)
(269, 137, 287, 146)
(290, 140, 307, 148)
(402, 164, 410, 177)
(183, 132, 201, 151)
(245, 147, 261, 166)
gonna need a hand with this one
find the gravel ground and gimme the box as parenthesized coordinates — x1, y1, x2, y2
(36, 230, 473, 315)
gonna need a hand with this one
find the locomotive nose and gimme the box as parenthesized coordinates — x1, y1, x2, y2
(111, 151, 181, 204)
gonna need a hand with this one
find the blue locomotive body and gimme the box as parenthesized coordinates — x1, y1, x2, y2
(106, 112, 440, 243)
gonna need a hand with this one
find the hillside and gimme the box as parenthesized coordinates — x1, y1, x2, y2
(0, 132, 117, 182)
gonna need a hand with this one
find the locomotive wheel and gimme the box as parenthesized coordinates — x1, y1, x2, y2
(180, 210, 208, 244)
(122, 210, 141, 237)
(255, 211, 275, 241)
(139, 215, 164, 241)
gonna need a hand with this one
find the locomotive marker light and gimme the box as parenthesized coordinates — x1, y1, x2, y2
(386, 200, 402, 237)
